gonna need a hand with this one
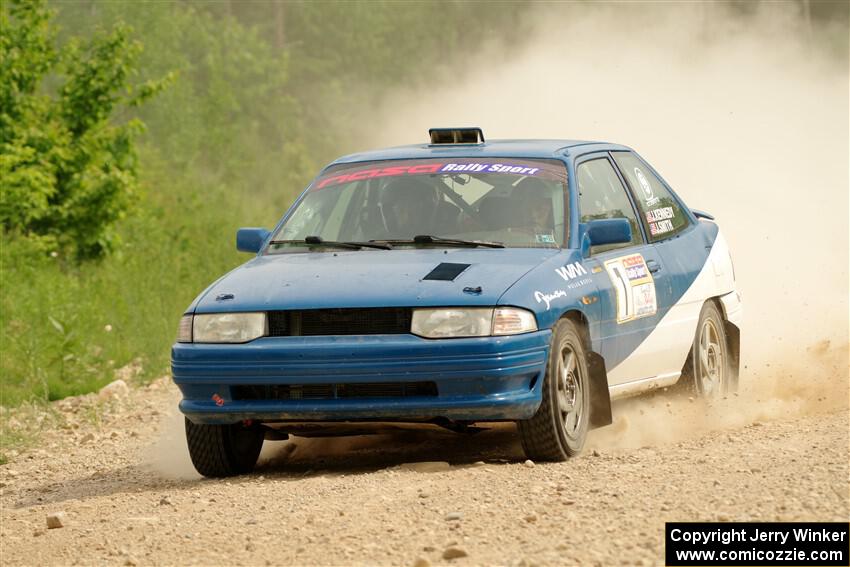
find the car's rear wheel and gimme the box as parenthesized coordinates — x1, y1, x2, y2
(185, 418, 265, 477)
(517, 319, 590, 461)
(687, 301, 730, 398)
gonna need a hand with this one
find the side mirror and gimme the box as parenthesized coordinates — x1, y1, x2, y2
(586, 218, 632, 246)
(236, 227, 271, 253)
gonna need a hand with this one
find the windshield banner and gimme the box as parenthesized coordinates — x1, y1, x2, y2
(312, 158, 568, 190)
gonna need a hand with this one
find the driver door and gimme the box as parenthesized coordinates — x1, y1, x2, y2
(575, 154, 672, 387)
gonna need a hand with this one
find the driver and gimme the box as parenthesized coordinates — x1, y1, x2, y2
(516, 177, 555, 241)
(380, 177, 440, 238)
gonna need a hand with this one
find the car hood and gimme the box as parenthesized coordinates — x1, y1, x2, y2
(193, 248, 560, 313)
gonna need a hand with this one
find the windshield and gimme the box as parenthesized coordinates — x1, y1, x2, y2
(271, 158, 568, 250)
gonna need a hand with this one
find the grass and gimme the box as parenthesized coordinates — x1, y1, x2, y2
(0, 157, 292, 409)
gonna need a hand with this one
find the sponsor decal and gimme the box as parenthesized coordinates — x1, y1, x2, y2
(646, 206, 676, 237)
(555, 262, 588, 281)
(645, 206, 674, 223)
(649, 219, 675, 236)
(567, 277, 593, 290)
(634, 167, 659, 207)
(316, 163, 445, 189)
(314, 160, 550, 190)
(442, 163, 541, 175)
(535, 233, 555, 244)
(534, 289, 567, 310)
(604, 253, 657, 323)
(632, 282, 656, 317)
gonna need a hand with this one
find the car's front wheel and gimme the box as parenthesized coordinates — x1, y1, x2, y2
(185, 418, 265, 477)
(517, 319, 590, 461)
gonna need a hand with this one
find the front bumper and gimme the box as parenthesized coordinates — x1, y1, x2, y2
(172, 331, 551, 424)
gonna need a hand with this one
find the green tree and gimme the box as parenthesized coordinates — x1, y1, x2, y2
(0, 0, 169, 260)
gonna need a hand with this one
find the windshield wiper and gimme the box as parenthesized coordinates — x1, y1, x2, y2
(374, 235, 505, 249)
(269, 236, 392, 250)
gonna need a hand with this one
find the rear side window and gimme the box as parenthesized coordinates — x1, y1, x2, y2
(577, 158, 642, 254)
(611, 152, 689, 241)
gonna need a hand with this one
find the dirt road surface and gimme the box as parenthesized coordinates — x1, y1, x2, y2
(1, 346, 848, 567)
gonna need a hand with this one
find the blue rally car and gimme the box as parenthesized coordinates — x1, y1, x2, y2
(172, 128, 742, 477)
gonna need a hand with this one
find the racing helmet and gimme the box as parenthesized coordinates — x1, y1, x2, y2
(381, 177, 440, 236)
(515, 177, 555, 229)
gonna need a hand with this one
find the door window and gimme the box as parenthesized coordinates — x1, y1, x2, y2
(577, 157, 642, 254)
(611, 152, 689, 241)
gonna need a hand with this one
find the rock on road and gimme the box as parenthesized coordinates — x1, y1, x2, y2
(1, 351, 848, 566)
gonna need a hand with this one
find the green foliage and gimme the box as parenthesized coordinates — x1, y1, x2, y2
(0, 0, 530, 408)
(1, 154, 251, 405)
(54, 2, 315, 210)
(0, 0, 169, 259)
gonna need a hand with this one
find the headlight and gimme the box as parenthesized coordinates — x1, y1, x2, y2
(411, 308, 492, 338)
(192, 312, 266, 343)
(411, 307, 536, 338)
(177, 314, 193, 343)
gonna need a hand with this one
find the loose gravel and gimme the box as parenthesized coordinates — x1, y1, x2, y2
(1, 347, 847, 566)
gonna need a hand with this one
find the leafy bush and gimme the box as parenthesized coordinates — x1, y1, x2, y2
(0, 154, 266, 404)
(53, 2, 316, 210)
(1, 0, 529, 408)
(0, 0, 169, 259)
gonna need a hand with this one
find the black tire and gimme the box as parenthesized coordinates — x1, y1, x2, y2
(685, 301, 730, 398)
(185, 418, 264, 478)
(517, 319, 591, 461)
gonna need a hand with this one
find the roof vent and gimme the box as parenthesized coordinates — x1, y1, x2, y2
(429, 128, 485, 145)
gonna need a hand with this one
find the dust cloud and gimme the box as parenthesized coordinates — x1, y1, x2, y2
(144, 389, 200, 480)
(366, 2, 849, 446)
(588, 342, 849, 450)
(149, 4, 847, 474)
(371, 2, 849, 354)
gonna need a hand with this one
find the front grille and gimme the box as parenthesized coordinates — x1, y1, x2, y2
(231, 382, 438, 401)
(267, 308, 412, 336)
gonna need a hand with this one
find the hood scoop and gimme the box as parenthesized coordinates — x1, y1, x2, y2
(423, 263, 470, 281)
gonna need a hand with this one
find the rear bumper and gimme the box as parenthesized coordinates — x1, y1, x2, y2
(172, 331, 551, 424)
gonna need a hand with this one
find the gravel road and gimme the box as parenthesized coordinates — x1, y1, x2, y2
(1, 345, 847, 567)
